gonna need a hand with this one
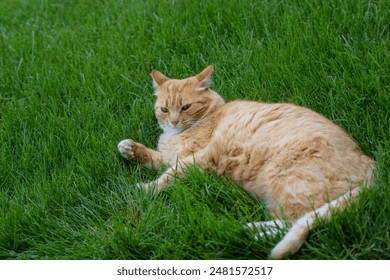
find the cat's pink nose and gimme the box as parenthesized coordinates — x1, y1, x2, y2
(171, 120, 179, 126)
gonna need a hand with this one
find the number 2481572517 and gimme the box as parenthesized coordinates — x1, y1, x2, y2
(209, 266, 273, 276)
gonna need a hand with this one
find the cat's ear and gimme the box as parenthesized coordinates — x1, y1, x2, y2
(195, 65, 214, 91)
(151, 70, 169, 89)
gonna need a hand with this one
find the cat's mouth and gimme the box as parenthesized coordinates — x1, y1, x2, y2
(161, 123, 185, 135)
(159, 118, 202, 135)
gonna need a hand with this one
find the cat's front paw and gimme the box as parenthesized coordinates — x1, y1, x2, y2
(118, 139, 137, 160)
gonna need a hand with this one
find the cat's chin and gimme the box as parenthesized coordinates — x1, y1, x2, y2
(162, 126, 183, 135)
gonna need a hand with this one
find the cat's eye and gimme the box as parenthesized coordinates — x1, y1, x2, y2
(181, 104, 191, 111)
(161, 107, 169, 113)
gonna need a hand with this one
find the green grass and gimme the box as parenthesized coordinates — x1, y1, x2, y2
(0, 0, 389, 259)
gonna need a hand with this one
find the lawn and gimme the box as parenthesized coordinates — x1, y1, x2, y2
(0, 0, 389, 259)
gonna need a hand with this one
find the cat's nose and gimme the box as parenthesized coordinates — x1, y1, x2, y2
(170, 120, 179, 126)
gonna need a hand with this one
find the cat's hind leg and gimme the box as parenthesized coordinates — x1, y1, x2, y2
(246, 219, 289, 239)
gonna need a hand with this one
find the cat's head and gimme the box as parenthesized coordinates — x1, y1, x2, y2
(151, 65, 225, 134)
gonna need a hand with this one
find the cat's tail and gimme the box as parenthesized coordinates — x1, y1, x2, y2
(270, 165, 375, 260)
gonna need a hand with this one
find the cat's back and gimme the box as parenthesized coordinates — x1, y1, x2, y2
(214, 100, 352, 148)
(207, 100, 373, 216)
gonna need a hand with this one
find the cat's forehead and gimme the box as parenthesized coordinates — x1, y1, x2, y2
(156, 86, 199, 108)
(155, 78, 198, 104)
(161, 77, 197, 92)
(155, 90, 184, 107)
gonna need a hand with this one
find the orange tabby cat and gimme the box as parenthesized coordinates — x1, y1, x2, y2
(118, 65, 375, 259)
